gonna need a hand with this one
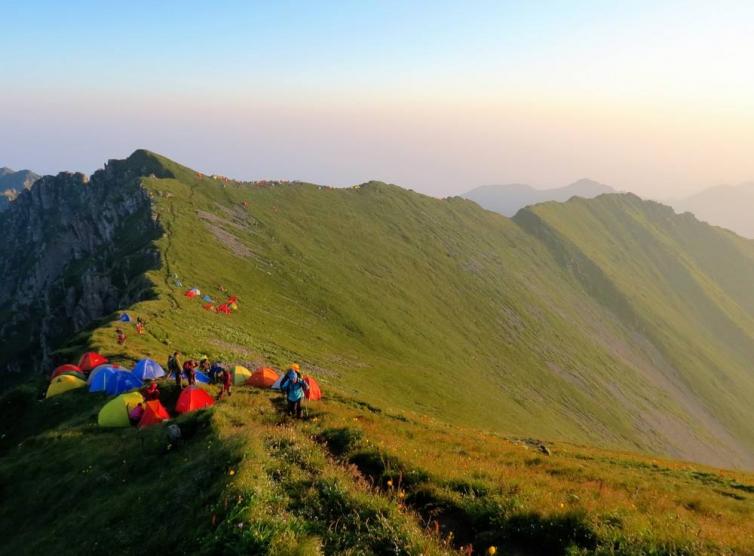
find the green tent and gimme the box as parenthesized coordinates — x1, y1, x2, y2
(98, 391, 144, 428)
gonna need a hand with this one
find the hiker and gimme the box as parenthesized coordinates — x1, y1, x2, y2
(209, 361, 223, 384)
(116, 328, 127, 346)
(217, 367, 232, 400)
(280, 368, 309, 418)
(199, 357, 210, 376)
(142, 380, 160, 401)
(129, 403, 144, 426)
(183, 359, 197, 386)
(168, 351, 182, 388)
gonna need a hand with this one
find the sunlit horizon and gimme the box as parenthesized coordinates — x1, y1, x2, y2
(3, 1, 754, 198)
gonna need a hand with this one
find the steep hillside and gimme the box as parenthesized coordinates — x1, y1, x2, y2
(463, 179, 614, 216)
(0, 153, 164, 382)
(671, 183, 754, 239)
(0, 167, 40, 211)
(3, 151, 754, 471)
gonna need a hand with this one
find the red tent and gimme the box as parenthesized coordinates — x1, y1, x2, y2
(227, 295, 238, 304)
(246, 367, 279, 388)
(138, 400, 170, 428)
(176, 386, 215, 413)
(78, 352, 108, 373)
(303, 376, 322, 401)
(216, 304, 231, 315)
(202, 303, 214, 311)
(51, 364, 82, 379)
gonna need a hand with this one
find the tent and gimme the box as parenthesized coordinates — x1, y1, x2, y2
(185, 288, 201, 298)
(138, 400, 170, 428)
(78, 352, 108, 372)
(303, 376, 322, 400)
(201, 294, 213, 303)
(98, 391, 144, 427)
(270, 376, 283, 390)
(217, 304, 231, 315)
(132, 358, 165, 381)
(46, 375, 87, 398)
(119, 313, 131, 322)
(202, 303, 214, 311)
(58, 370, 87, 381)
(247, 367, 279, 389)
(89, 367, 117, 393)
(176, 386, 215, 413)
(51, 364, 82, 380)
(232, 365, 252, 385)
(88, 364, 125, 384)
(195, 371, 210, 384)
(105, 370, 143, 396)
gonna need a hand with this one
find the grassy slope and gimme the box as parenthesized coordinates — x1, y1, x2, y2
(2, 384, 754, 555)
(518, 196, 754, 460)
(57, 151, 754, 469)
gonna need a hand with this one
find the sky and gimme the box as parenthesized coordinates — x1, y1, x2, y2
(3, 0, 754, 198)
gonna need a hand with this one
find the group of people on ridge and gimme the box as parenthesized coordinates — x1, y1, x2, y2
(165, 352, 308, 415)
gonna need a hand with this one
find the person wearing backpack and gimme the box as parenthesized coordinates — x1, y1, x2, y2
(280, 368, 309, 418)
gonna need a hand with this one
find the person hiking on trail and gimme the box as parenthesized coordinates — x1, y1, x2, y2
(129, 403, 144, 426)
(116, 328, 127, 346)
(209, 361, 223, 384)
(280, 368, 309, 418)
(217, 367, 232, 400)
(142, 380, 160, 401)
(168, 351, 182, 388)
(183, 359, 197, 386)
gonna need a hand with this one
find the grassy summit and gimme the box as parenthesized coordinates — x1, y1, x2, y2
(60, 150, 754, 469)
(4, 150, 754, 553)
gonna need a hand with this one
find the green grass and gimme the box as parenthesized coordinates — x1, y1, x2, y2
(2, 384, 753, 554)
(64, 150, 754, 470)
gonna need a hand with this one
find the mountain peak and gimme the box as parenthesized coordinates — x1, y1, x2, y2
(462, 178, 616, 216)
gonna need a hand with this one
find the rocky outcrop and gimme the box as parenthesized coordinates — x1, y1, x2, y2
(0, 151, 169, 382)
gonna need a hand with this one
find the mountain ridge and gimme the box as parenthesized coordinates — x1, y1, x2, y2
(3, 150, 754, 471)
(462, 178, 615, 216)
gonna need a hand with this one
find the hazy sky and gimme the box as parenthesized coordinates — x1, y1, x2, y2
(3, 0, 754, 198)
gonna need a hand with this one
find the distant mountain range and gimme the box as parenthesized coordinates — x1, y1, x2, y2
(0, 167, 41, 211)
(462, 178, 615, 216)
(670, 182, 754, 239)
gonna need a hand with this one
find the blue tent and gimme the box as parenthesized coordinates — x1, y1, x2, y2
(202, 295, 213, 303)
(105, 371, 143, 396)
(132, 358, 165, 381)
(89, 367, 118, 392)
(195, 371, 210, 384)
(119, 313, 131, 322)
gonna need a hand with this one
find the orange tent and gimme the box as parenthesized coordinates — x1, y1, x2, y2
(303, 375, 322, 401)
(246, 367, 279, 388)
(138, 400, 170, 428)
(78, 352, 108, 372)
(51, 364, 82, 379)
(175, 386, 215, 413)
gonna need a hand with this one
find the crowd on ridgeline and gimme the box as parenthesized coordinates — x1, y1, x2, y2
(166, 352, 310, 417)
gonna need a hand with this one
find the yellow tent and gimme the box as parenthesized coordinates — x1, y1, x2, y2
(232, 365, 252, 385)
(98, 391, 144, 428)
(46, 375, 87, 398)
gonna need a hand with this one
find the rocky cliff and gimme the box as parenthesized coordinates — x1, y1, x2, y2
(0, 151, 168, 384)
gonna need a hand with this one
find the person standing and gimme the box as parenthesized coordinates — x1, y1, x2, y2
(168, 351, 182, 388)
(281, 369, 309, 418)
(183, 359, 197, 386)
(217, 367, 232, 400)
